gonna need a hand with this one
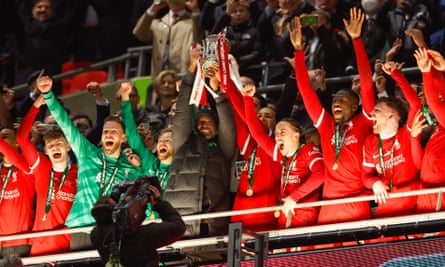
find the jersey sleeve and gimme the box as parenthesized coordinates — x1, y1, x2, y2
(289, 145, 325, 202)
(422, 70, 445, 126)
(15, 105, 40, 169)
(390, 70, 422, 128)
(43, 91, 96, 158)
(293, 50, 324, 123)
(244, 95, 277, 160)
(120, 100, 157, 166)
(0, 137, 30, 173)
(353, 38, 375, 118)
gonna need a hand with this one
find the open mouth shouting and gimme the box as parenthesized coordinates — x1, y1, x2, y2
(52, 152, 62, 159)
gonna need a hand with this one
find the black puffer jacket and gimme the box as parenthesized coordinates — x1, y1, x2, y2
(164, 71, 236, 238)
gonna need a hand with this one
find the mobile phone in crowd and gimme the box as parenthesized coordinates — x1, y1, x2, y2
(301, 15, 319, 26)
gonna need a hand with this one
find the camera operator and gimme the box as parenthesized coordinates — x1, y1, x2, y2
(90, 180, 185, 267)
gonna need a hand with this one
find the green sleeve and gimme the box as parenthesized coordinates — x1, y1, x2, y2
(43, 91, 97, 158)
(120, 101, 158, 174)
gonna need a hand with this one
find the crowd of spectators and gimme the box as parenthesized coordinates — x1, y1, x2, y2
(0, 0, 445, 261)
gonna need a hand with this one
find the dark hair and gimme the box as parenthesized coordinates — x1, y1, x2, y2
(376, 97, 408, 127)
(253, 93, 267, 109)
(72, 114, 93, 128)
(279, 117, 301, 133)
(42, 128, 65, 142)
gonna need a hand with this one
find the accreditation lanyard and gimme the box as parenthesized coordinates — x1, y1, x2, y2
(99, 153, 120, 197)
(43, 166, 69, 220)
(333, 124, 348, 170)
(247, 146, 258, 189)
(378, 136, 396, 190)
(0, 163, 14, 204)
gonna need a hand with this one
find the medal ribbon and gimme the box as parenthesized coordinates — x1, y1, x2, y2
(0, 163, 14, 204)
(247, 146, 258, 190)
(334, 124, 348, 167)
(99, 153, 120, 196)
(217, 30, 229, 92)
(377, 136, 396, 190)
(422, 105, 436, 126)
(280, 146, 300, 197)
(45, 165, 70, 216)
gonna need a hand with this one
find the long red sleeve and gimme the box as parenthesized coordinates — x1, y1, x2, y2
(390, 70, 422, 127)
(244, 96, 276, 159)
(389, 70, 423, 169)
(293, 50, 324, 124)
(0, 136, 30, 173)
(423, 70, 445, 126)
(289, 156, 324, 202)
(15, 105, 40, 168)
(353, 38, 375, 117)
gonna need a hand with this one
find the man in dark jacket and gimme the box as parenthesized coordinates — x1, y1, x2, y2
(164, 47, 236, 238)
(90, 183, 185, 267)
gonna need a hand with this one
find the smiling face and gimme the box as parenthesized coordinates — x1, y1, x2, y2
(331, 91, 358, 124)
(196, 115, 217, 140)
(156, 130, 174, 163)
(32, 0, 53, 22)
(101, 120, 127, 158)
(274, 120, 300, 155)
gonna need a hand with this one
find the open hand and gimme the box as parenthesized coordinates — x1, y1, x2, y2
(343, 7, 364, 40)
(413, 47, 431, 73)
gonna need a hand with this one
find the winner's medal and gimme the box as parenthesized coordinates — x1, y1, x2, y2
(332, 162, 338, 170)
(274, 210, 281, 218)
(42, 214, 47, 221)
(246, 188, 254, 197)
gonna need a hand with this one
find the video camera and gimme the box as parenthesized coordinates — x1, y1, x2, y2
(92, 176, 161, 234)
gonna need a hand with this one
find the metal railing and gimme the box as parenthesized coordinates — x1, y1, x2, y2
(10, 45, 422, 98)
(9, 186, 445, 266)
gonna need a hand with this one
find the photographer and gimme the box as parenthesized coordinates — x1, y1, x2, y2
(90, 178, 185, 267)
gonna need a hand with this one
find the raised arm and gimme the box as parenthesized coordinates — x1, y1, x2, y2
(86, 82, 110, 146)
(344, 7, 375, 117)
(414, 47, 445, 126)
(382, 62, 422, 128)
(289, 16, 324, 123)
(118, 81, 157, 166)
(37, 76, 94, 157)
(0, 133, 30, 173)
(15, 96, 45, 169)
(242, 85, 276, 159)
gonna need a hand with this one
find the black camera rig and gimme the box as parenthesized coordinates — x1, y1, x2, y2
(92, 176, 161, 234)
